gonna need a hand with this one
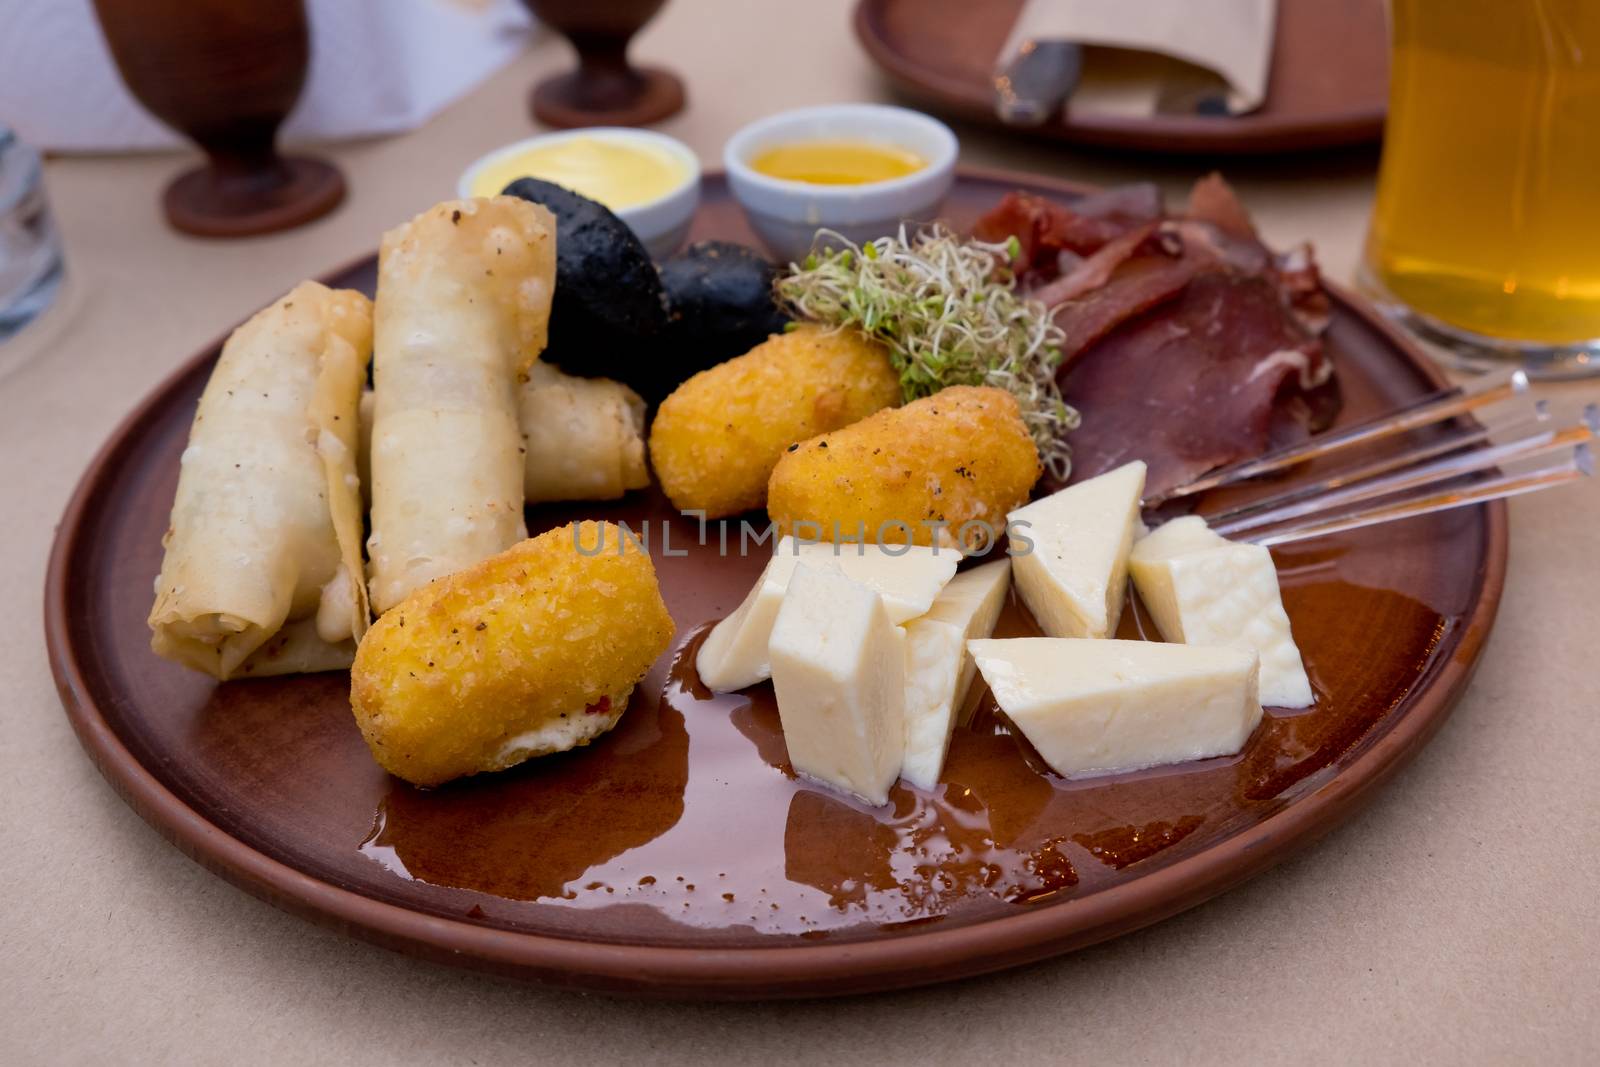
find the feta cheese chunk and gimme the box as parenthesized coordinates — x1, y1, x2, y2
(828, 541, 961, 622)
(901, 559, 1012, 790)
(968, 637, 1261, 779)
(695, 536, 957, 691)
(1006, 461, 1145, 640)
(769, 565, 907, 805)
(1129, 516, 1314, 708)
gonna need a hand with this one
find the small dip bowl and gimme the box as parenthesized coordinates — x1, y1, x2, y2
(457, 128, 701, 260)
(723, 104, 958, 264)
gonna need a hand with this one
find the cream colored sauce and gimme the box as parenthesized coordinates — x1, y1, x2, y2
(470, 137, 687, 209)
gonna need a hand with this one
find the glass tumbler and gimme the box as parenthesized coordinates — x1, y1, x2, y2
(0, 127, 66, 345)
(1359, 1, 1600, 379)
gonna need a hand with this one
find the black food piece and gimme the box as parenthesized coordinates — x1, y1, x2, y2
(501, 177, 669, 384)
(659, 241, 790, 386)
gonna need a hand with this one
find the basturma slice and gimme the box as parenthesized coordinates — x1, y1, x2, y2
(974, 175, 1337, 499)
(1059, 271, 1330, 499)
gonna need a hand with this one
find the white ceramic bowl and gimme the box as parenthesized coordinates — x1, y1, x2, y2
(457, 128, 701, 260)
(723, 104, 958, 264)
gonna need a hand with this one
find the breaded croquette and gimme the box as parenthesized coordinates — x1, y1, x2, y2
(767, 386, 1042, 552)
(647, 324, 901, 518)
(350, 521, 674, 786)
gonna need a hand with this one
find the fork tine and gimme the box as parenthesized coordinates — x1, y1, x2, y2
(1146, 369, 1529, 506)
(1213, 421, 1594, 537)
(1242, 444, 1593, 547)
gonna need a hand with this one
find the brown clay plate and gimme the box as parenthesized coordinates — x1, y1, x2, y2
(854, 0, 1389, 154)
(46, 170, 1503, 999)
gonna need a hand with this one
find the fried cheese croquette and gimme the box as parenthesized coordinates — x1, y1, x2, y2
(350, 521, 674, 786)
(647, 324, 901, 517)
(767, 386, 1043, 552)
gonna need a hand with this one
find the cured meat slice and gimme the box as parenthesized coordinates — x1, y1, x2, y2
(1275, 242, 1333, 336)
(975, 187, 1158, 277)
(1054, 248, 1202, 364)
(973, 175, 1341, 499)
(1058, 272, 1329, 499)
(1032, 223, 1160, 306)
(1072, 182, 1164, 224)
(1184, 173, 1258, 239)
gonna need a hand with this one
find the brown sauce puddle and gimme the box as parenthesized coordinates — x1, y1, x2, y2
(358, 523, 1450, 940)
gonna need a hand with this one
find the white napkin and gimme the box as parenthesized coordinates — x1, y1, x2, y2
(0, 0, 535, 153)
(997, 0, 1277, 119)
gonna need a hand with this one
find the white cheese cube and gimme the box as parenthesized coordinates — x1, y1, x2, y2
(901, 559, 1011, 790)
(694, 549, 795, 693)
(1129, 516, 1314, 708)
(695, 536, 957, 692)
(968, 637, 1261, 779)
(1006, 461, 1145, 640)
(827, 541, 960, 622)
(769, 564, 907, 805)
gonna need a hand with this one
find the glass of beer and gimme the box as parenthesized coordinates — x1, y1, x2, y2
(1360, 1, 1600, 379)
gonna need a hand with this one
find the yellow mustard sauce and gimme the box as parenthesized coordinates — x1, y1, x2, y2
(470, 136, 687, 210)
(749, 140, 926, 185)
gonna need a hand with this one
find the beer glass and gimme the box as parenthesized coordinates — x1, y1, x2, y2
(1360, 1, 1600, 379)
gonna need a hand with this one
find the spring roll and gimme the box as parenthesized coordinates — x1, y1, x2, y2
(366, 197, 557, 613)
(359, 362, 647, 510)
(148, 281, 373, 680)
(520, 362, 649, 503)
(358, 388, 375, 508)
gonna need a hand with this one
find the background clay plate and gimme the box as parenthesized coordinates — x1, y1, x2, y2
(854, 0, 1388, 154)
(46, 170, 1503, 999)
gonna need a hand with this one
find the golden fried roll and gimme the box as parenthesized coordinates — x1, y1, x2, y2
(350, 520, 675, 786)
(149, 281, 372, 680)
(647, 324, 901, 518)
(367, 196, 556, 613)
(767, 386, 1042, 552)
(520, 362, 649, 503)
(360, 365, 647, 509)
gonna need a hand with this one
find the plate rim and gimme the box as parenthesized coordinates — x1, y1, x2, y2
(44, 167, 1506, 998)
(851, 0, 1388, 154)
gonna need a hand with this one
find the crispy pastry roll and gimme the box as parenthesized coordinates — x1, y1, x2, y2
(366, 197, 557, 612)
(359, 362, 647, 509)
(148, 281, 373, 680)
(520, 362, 649, 503)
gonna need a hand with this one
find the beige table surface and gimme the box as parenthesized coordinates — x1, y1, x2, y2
(4, 2, 1597, 1063)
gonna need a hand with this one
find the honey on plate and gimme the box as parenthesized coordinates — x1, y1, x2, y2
(1362, 0, 1600, 345)
(749, 140, 926, 185)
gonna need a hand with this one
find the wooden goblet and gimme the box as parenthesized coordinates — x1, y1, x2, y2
(523, 0, 687, 128)
(91, 0, 345, 238)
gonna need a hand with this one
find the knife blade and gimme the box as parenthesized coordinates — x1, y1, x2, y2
(993, 39, 1084, 127)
